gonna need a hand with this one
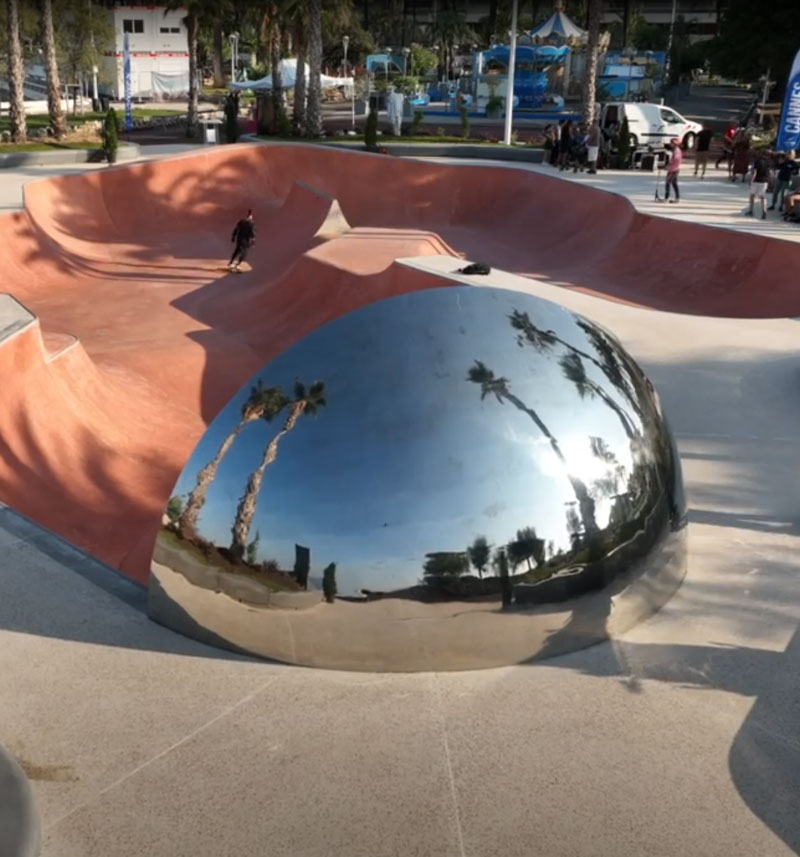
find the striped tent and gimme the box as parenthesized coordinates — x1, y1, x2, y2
(530, 10, 587, 42)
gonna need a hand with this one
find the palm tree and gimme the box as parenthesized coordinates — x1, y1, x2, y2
(178, 382, 288, 539)
(5, 0, 27, 143)
(230, 380, 327, 562)
(39, 0, 65, 139)
(467, 535, 490, 578)
(305, 0, 323, 137)
(260, 2, 285, 129)
(164, 0, 206, 137)
(581, 0, 602, 126)
(467, 360, 599, 536)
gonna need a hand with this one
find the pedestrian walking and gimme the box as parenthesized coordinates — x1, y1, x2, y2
(747, 154, 770, 219)
(693, 124, 713, 178)
(768, 151, 798, 211)
(228, 209, 255, 271)
(658, 139, 682, 203)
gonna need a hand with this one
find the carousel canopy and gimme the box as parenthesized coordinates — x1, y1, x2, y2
(530, 10, 587, 42)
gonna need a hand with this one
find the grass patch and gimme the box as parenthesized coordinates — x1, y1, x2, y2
(0, 107, 180, 133)
(0, 141, 103, 153)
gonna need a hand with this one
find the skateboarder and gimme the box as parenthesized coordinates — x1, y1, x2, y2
(229, 209, 255, 271)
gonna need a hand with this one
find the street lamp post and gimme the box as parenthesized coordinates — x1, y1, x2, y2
(503, 0, 518, 145)
(229, 32, 239, 83)
(385, 47, 392, 81)
(343, 35, 354, 128)
(402, 46, 411, 76)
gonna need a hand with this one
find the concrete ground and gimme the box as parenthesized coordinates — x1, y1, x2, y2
(1, 147, 800, 857)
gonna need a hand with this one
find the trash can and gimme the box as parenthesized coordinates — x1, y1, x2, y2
(199, 117, 223, 145)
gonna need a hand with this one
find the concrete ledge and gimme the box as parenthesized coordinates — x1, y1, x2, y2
(0, 141, 140, 169)
(0, 745, 40, 857)
(240, 135, 544, 163)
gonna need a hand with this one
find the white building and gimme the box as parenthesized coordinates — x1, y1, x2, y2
(100, 5, 190, 100)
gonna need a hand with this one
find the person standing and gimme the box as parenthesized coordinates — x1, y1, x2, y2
(558, 120, 573, 171)
(659, 138, 683, 203)
(693, 124, 713, 178)
(768, 151, 798, 211)
(586, 119, 601, 174)
(747, 154, 770, 219)
(228, 209, 255, 271)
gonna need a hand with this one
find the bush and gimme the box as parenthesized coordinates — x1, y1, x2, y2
(322, 563, 337, 603)
(365, 107, 379, 148)
(459, 104, 470, 139)
(412, 109, 424, 134)
(101, 107, 119, 163)
(391, 75, 419, 95)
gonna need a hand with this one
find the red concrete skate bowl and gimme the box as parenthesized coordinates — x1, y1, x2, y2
(1, 142, 799, 587)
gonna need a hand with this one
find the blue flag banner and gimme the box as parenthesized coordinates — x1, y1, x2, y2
(123, 32, 133, 131)
(776, 47, 800, 153)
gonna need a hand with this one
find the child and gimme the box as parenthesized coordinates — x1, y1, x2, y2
(747, 155, 770, 220)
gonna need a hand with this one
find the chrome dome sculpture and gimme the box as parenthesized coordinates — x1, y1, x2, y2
(149, 285, 686, 671)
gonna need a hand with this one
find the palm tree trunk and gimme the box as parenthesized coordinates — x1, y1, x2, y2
(293, 26, 307, 133)
(40, 0, 66, 139)
(269, 7, 283, 128)
(186, 11, 199, 137)
(581, 0, 602, 127)
(504, 391, 599, 534)
(229, 403, 306, 562)
(179, 423, 243, 538)
(212, 20, 224, 87)
(6, 0, 27, 143)
(305, 0, 323, 137)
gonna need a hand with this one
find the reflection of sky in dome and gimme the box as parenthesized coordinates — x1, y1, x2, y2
(171, 287, 639, 596)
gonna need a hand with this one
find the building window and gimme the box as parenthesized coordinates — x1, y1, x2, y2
(160, 25, 180, 34)
(123, 19, 144, 34)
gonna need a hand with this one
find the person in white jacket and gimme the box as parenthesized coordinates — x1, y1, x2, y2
(386, 87, 405, 136)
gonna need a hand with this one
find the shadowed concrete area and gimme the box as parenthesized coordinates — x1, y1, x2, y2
(1, 146, 800, 855)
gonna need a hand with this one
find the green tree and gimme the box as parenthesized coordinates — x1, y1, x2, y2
(101, 106, 119, 162)
(466, 535, 490, 578)
(492, 547, 512, 608)
(179, 382, 289, 539)
(55, 0, 114, 103)
(166, 495, 184, 523)
(507, 526, 545, 572)
(5, 0, 26, 143)
(709, 0, 798, 93)
(230, 381, 327, 562)
(246, 529, 261, 565)
(322, 562, 337, 603)
(467, 360, 599, 538)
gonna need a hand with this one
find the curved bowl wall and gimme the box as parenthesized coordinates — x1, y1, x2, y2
(148, 285, 687, 671)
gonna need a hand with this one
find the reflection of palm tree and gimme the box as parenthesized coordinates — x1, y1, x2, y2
(467, 535, 490, 578)
(492, 547, 513, 608)
(508, 526, 545, 572)
(559, 353, 637, 439)
(179, 382, 288, 538)
(230, 380, 326, 562)
(467, 360, 599, 536)
(510, 309, 642, 425)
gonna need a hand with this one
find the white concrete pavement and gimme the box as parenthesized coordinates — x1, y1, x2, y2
(1, 148, 799, 857)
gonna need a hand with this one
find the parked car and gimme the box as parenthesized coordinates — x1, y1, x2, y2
(599, 102, 703, 150)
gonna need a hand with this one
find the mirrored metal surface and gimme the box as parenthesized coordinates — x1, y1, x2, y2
(149, 285, 686, 671)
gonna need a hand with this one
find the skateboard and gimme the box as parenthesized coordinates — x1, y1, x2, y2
(214, 265, 248, 273)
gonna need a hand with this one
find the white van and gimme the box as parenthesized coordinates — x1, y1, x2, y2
(599, 102, 703, 150)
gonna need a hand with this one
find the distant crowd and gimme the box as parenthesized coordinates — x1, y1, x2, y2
(542, 118, 800, 224)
